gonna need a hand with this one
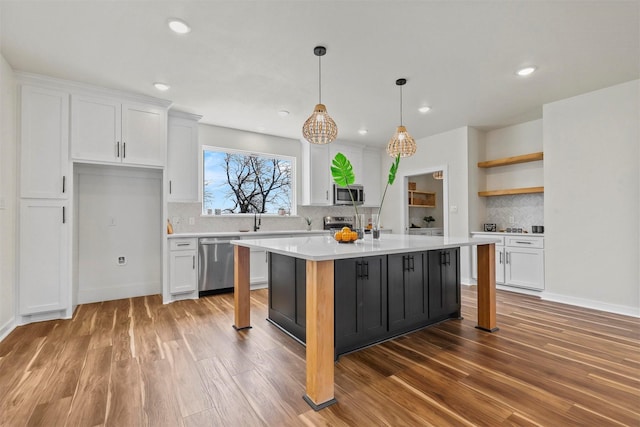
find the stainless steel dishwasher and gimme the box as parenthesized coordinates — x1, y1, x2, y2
(198, 237, 239, 295)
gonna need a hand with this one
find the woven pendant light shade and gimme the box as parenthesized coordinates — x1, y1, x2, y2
(433, 170, 443, 180)
(302, 103, 338, 145)
(303, 46, 337, 145)
(386, 78, 416, 157)
(387, 125, 416, 157)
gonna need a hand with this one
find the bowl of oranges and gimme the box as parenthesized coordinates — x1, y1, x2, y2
(334, 226, 359, 243)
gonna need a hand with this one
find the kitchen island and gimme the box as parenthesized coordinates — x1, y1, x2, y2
(231, 234, 499, 410)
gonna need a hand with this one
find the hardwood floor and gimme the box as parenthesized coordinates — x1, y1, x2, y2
(1, 287, 638, 426)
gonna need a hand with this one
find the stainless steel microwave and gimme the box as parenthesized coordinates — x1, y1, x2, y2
(333, 184, 364, 205)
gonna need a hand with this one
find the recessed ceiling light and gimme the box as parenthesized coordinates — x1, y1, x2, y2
(516, 66, 537, 77)
(153, 82, 170, 91)
(277, 110, 290, 117)
(168, 18, 191, 34)
(358, 129, 368, 135)
(418, 106, 431, 113)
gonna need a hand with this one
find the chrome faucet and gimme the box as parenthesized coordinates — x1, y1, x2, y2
(253, 212, 261, 232)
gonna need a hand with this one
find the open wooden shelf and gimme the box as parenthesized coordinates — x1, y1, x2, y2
(408, 190, 436, 207)
(478, 152, 543, 168)
(478, 186, 544, 197)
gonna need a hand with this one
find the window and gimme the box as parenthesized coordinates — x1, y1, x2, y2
(202, 146, 295, 215)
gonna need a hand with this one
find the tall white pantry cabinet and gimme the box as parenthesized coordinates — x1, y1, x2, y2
(16, 73, 170, 324)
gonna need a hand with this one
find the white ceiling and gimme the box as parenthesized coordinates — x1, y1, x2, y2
(1, 1, 638, 149)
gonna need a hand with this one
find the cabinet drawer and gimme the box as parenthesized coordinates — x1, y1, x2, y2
(474, 234, 504, 245)
(506, 236, 544, 249)
(170, 238, 197, 251)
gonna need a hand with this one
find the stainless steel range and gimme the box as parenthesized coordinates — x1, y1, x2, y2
(323, 216, 354, 232)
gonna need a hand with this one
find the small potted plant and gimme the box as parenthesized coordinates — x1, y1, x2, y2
(331, 152, 364, 239)
(423, 216, 435, 228)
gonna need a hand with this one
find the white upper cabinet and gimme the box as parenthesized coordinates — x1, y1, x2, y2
(362, 148, 382, 206)
(71, 95, 167, 167)
(20, 85, 69, 199)
(167, 112, 201, 202)
(329, 143, 363, 185)
(301, 140, 331, 205)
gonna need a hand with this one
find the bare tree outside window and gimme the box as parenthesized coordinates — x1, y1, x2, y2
(203, 147, 294, 215)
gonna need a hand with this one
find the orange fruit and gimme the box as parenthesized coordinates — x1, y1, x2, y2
(334, 231, 343, 241)
(341, 226, 351, 233)
(350, 231, 358, 240)
(342, 232, 351, 242)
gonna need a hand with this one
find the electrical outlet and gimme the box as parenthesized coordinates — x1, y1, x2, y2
(117, 256, 127, 266)
(188, 217, 195, 225)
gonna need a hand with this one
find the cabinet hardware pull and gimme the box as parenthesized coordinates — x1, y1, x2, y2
(506, 252, 510, 264)
(116, 141, 120, 158)
(356, 261, 362, 279)
(440, 251, 445, 266)
(409, 255, 415, 272)
(169, 180, 172, 194)
(123, 142, 126, 158)
(176, 243, 189, 246)
(326, 190, 328, 200)
(515, 241, 532, 244)
(446, 251, 451, 266)
(193, 255, 195, 269)
(62, 176, 66, 193)
(499, 252, 503, 264)
(363, 261, 369, 279)
(62, 206, 66, 224)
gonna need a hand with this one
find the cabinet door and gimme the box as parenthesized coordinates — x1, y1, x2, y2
(388, 252, 427, 333)
(428, 248, 460, 320)
(249, 248, 269, 285)
(330, 143, 363, 185)
(71, 94, 121, 163)
(496, 247, 506, 284)
(362, 148, 382, 206)
(167, 116, 199, 202)
(506, 248, 544, 290)
(19, 199, 69, 314)
(20, 86, 69, 199)
(121, 103, 166, 167)
(335, 256, 387, 354)
(169, 250, 197, 294)
(301, 141, 330, 205)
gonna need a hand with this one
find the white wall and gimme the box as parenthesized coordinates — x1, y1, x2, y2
(382, 126, 475, 282)
(484, 119, 543, 191)
(0, 53, 16, 339)
(75, 165, 162, 303)
(543, 80, 639, 316)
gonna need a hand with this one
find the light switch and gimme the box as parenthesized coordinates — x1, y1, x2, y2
(108, 216, 116, 226)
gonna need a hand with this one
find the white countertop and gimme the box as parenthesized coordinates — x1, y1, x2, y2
(231, 234, 500, 261)
(168, 230, 329, 239)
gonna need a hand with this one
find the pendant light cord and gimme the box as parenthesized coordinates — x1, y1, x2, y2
(399, 85, 403, 126)
(318, 55, 322, 104)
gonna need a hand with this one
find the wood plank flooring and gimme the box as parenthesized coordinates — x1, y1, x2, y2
(0, 287, 638, 426)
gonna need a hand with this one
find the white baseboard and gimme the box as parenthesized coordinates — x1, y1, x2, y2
(542, 292, 640, 318)
(78, 281, 161, 304)
(0, 317, 17, 342)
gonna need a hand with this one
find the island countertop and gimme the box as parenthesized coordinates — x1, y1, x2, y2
(231, 233, 500, 261)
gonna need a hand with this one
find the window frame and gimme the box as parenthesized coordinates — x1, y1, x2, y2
(201, 144, 297, 216)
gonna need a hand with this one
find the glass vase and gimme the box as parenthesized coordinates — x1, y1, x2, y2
(371, 213, 381, 239)
(354, 214, 365, 240)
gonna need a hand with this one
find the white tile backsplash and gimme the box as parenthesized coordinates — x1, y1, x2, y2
(484, 193, 544, 231)
(168, 203, 377, 233)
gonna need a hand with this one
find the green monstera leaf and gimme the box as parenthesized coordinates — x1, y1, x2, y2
(330, 152, 355, 187)
(388, 153, 400, 186)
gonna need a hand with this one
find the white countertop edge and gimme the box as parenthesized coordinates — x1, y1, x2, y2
(471, 231, 544, 237)
(231, 234, 501, 261)
(168, 230, 329, 239)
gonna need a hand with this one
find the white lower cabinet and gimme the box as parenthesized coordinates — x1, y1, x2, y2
(250, 248, 269, 286)
(19, 199, 70, 315)
(473, 233, 544, 291)
(169, 238, 197, 295)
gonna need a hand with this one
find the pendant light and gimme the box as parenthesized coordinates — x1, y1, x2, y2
(433, 171, 443, 180)
(387, 78, 417, 157)
(302, 46, 338, 145)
